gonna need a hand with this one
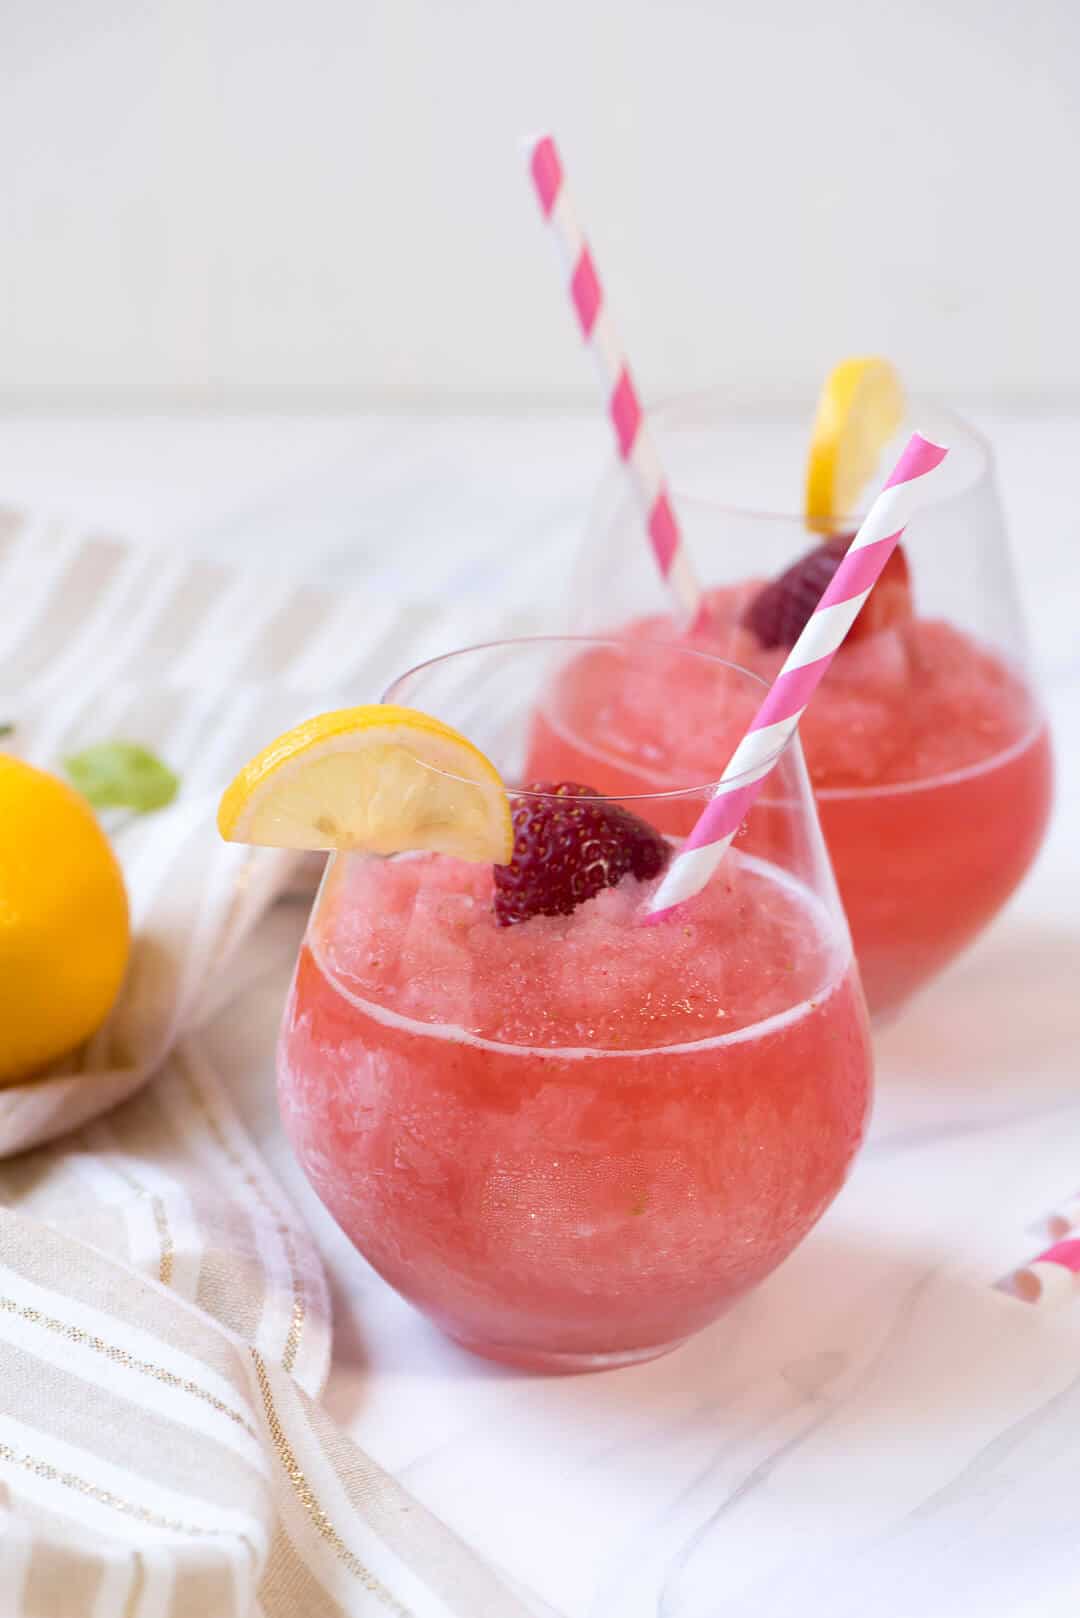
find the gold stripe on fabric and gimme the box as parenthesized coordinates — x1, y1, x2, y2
(150, 1197, 176, 1288)
(251, 1351, 413, 1618)
(0, 1440, 251, 1544)
(0, 1294, 258, 1441)
(23, 1538, 103, 1617)
(307, 1385, 534, 1618)
(0, 1335, 261, 1519)
(101, 1155, 176, 1289)
(0, 1208, 250, 1400)
(179, 1060, 305, 1374)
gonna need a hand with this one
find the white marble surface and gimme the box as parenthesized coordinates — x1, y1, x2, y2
(4, 408, 1080, 1617)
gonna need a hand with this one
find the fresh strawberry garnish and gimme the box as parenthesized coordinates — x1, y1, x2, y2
(492, 781, 670, 926)
(745, 538, 847, 649)
(850, 544, 911, 640)
(745, 535, 911, 649)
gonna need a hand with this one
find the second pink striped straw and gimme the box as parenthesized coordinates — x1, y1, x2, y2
(647, 432, 950, 920)
(999, 1238, 1080, 1306)
(526, 134, 705, 630)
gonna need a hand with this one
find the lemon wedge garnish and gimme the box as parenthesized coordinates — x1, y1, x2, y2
(805, 357, 905, 529)
(217, 704, 513, 864)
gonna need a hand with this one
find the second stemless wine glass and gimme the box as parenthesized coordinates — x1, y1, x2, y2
(277, 638, 873, 1372)
(567, 394, 1053, 1018)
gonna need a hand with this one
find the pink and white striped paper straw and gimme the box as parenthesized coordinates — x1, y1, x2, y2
(526, 133, 704, 630)
(1000, 1238, 1080, 1306)
(646, 432, 950, 920)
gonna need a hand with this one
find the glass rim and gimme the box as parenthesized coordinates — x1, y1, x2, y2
(308, 848, 852, 1057)
(380, 633, 798, 802)
(605, 390, 995, 528)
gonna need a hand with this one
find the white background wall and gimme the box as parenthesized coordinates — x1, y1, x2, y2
(3, 0, 1078, 407)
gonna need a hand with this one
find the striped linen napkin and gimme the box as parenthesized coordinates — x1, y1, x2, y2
(0, 511, 536, 1616)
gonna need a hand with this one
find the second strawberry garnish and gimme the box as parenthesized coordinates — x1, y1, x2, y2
(745, 537, 912, 650)
(493, 782, 670, 926)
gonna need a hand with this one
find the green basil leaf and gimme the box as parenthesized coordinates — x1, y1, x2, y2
(63, 742, 179, 813)
(0, 722, 13, 739)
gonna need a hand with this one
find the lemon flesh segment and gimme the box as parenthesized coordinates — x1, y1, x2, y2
(805, 357, 905, 530)
(216, 705, 514, 865)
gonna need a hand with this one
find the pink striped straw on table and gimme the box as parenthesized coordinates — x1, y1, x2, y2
(646, 432, 950, 920)
(526, 133, 705, 630)
(999, 1238, 1080, 1306)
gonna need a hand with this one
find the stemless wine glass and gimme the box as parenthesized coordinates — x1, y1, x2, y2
(278, 637, 873, 1372)
(567, 394, 1053, 1018)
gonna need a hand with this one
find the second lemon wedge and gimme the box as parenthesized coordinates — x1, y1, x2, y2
(805, 356, 905, 529)
(217, 705, 513, 864)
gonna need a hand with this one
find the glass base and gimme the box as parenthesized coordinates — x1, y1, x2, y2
(443, 1331, 689, 1374)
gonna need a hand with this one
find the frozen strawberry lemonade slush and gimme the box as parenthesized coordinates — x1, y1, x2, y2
(528, 563, 1052, 1017)
(278, 803, 870, 1370)
(555, 367, 1051, 1015)
(219, 644, 873, 1370)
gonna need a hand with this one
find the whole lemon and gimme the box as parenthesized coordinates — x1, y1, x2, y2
(0, 754, 130, 1086)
